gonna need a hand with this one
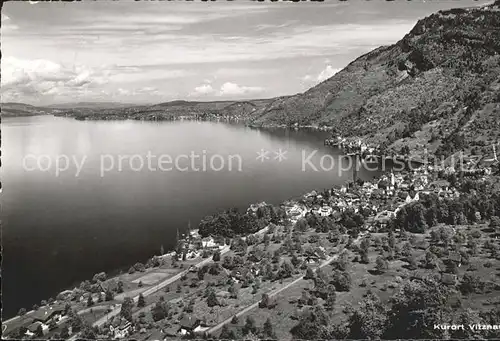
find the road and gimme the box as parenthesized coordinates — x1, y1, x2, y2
(92, 245, 230, 328)
(206, 234, 364, 336)
(66, 246, 230, 341)
(206, 253, 338, 336)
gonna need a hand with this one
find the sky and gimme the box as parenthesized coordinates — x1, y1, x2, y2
(1, 0, 491, 105)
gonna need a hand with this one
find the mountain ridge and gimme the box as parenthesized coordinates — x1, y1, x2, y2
(249, 2, 500, 160)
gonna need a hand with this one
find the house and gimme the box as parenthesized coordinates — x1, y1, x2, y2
(289, 206, 303, 217)
(410, 270, 428, 282)
(216, 290, 231, 299)
(320, 206, 332, 217)
(164, 325, 180, 338)
(201, 237, 220, 249)
(110, 319, 132, 339)
(179, 316, 202, 336)
(26, 322, 48, 337)
(147, 330, 165, 341)
(193, 324, 211, 337)
(30, 305, 65, 325)
(374, 210, 395, 231)
(448, 252, 462, 267)
(441, 273, 458, 286)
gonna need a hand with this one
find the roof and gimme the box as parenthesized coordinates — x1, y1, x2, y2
(164, 325, 180, 337)
(30, 305, 65, 322)
(441, 273, 458, 284)
(179, 316, 200, 329)
(27, 322, 43, 332)
(448, 252, 462, 263)
(147, 330, 165, 341)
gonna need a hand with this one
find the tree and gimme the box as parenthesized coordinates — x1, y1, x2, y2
(291, 254, 301, 267)
(138, 293, 146, 308)
(490, 216, 500, 232)
(347, 292, 387, 339)
(231, 315, 239, 324)
(87, 295, 94, 307)
(375, 256, 389, 274)
(69, 310, 84, 332)
(105, 289, 114, 301)
(324, 287, 337, 311)
(152, 301, 168, 321)
(120, 297, 133, 321)
(185, 298, 195, 313)
(117, 281, 124, 293)
(138, 281, 143, 288)
(18, 308, 27, 317)
(445, 260, 458, 274)
(332, 270, 351, 292)
(304, 266, 315, 280)
(262, 318, 276, 339)
(360, 249, 370, 264)
(35, 324, 44, 337)
(388, 230, 396, 249)
(229, 283, 239, 299)
(207, 290, 219, 307)
(424, 251, 438, 269)
(60, 325, 70, 338)
(459, 274, 482, 295)
(278, 260, 293, 279)
(80, 323, 97, 340)
(407, 254, 418, 270)
(213, 249, 221, 262)
(295, 218, 309, 232)
(384, 279, 452, 339)
(243, 316, 257, 335)
(92, 272, 107, 283)
(259, 293, 270, 308)
(291, 305, 331, 339)
(219, 324, 236, 339)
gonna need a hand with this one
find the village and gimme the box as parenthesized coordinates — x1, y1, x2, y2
(4, 153, 500, 340)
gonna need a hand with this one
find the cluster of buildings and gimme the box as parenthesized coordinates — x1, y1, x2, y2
(22, 305, 66, 338)
(283, 165, 463, 232)
(325, 136, 379, 154)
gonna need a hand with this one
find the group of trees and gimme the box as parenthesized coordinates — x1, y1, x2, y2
(219, 316, 276, 339)
(198, 205, 286, 238)
(292, 277, 500, 340)
(151, 297, 170, 322)
(392, 186, 500, 233)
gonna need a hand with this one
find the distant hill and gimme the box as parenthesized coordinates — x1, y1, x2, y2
(53, 98, 275, 121)
(47, 102, 142, 109)
(249, 2, 500, 160)
(1, 103, 50, 117)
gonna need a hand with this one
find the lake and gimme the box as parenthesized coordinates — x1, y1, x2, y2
(1, 115, 380, 317)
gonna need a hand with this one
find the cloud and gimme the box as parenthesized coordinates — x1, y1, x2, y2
(1, 57, 109, 102)
(219, 82, 264, 96)
(302, 65, 342, 86)
(190, 81, 265, 98)
(193, 83, 215, 95)
(1, 12, 18, 32)
(317, 65, 341, 82)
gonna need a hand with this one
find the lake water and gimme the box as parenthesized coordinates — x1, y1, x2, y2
(1, 115, 380, 317)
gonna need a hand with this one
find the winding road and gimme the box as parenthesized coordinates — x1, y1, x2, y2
(206, 233, 364, 336)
